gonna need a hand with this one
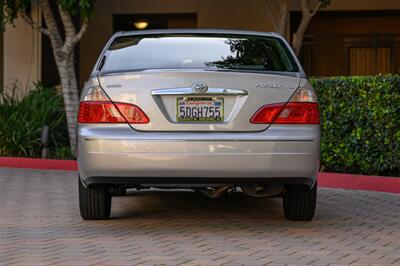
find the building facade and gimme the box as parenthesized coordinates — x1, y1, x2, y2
(1, 0, 400, 93)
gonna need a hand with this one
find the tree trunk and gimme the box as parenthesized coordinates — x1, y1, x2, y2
(265, 0, 289, 38)
(292, 16, 312, 55)
(56, 51, 79, 156)
(292, 0, 323, 56)
(277, 0, 289, 37)
(13, 0, 89, 157)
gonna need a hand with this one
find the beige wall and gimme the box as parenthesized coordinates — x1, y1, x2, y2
(80, 0, 198, 85)
(79, 0, 275, 84)
(197, 0, 273, 31)
(3, 2, 41, 96)
(3, 0, 400, 91)
(290, 0, 400, 11)
(80, 0, 400, 84)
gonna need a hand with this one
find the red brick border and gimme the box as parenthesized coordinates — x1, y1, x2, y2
(0, 157, 77, 171)
(1, 157, 399, 194)
(318, 172, 400, 194)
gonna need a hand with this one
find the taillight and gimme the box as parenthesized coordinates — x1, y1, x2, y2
(78, 102, 149, 123)
(78, 86, 149, 124)
(250, 87, 320, 125)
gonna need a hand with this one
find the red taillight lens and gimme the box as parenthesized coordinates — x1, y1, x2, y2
(250, 102, 319, 124)
(78, 101, 149, 124)
(115, 103, 150, 124)
(250, 103, 285, 124)
(274, 102, 319, 124)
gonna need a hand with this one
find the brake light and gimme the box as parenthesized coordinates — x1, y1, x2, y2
(250, 103, 285, 124)
(250, 88, 319, 125)
(78, 102, 149, 123)
(78, 86, 149, 124)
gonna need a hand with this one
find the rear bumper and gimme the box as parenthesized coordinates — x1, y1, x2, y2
(77, 124, 320, 186)
(82, 177, 315, 187)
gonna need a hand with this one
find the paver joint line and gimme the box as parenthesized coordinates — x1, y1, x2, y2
(0, 168, 399, 265)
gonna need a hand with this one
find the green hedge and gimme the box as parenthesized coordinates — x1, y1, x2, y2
(1, 76, 399, 176)
(0, 83, 71, 159)
(311, 75, 400, 177)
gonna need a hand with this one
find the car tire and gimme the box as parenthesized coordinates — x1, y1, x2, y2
(283, 182, 317, 221)
(79, 177, 111, 220)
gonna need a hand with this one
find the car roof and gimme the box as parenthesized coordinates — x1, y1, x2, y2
(118, 28, 283, 39)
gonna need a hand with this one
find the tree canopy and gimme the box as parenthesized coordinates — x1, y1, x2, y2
(265, 0, 332, 55)
(1, 0, 94, 30)
(0, 0, 96, 155)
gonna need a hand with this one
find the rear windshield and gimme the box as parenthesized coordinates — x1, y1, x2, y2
(101, 34, 299, 73)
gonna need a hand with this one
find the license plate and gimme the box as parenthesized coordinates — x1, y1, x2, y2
(176, 97, 224, 122)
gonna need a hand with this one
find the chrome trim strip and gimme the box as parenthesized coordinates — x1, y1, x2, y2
(151, 87, 248, 96)
(84, 138, 315, 142)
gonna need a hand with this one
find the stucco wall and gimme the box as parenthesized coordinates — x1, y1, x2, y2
(290, 0, 400, 11)
(79, 0, 400, 84)
(79, 0, 277, 85)
(79, 0, 199, 85)
(2, 3, 41, 96)
(197, 0, 273, 31)
(3, 0, 400, 91)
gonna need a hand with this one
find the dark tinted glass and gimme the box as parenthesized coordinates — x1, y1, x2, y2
(102, 34, 299, 73)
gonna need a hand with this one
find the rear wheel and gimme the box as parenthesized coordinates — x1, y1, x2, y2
(283, 182, 317, 221)
(79, 177, 111, 220)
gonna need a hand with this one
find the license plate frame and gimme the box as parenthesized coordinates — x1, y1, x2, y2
(176, 97, 224, 122)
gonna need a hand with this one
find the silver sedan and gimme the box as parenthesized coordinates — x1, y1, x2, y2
(77, 29, 320, 221)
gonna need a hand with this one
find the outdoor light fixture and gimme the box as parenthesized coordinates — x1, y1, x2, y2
(134, 21, 149, 30)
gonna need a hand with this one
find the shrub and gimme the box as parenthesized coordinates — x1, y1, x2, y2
(0, 83, 71, 158)
(311, 75, 400, 176)
(1, 77, 399, 176)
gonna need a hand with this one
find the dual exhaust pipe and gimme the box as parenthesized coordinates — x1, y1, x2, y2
(198, 183, 282, 198)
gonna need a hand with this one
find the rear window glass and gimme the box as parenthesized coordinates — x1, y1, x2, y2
(102, 34, 299, 73)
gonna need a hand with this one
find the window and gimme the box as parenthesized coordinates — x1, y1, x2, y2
(102, 34, 299, 73)
(349, 47, 392, 75)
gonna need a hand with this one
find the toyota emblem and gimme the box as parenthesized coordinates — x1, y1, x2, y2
(191, 82, 208, 94)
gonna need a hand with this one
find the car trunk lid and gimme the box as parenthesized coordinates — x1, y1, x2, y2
(98, 70, 300, 132)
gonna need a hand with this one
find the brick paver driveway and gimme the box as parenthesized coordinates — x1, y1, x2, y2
(0, 168, 400, 266)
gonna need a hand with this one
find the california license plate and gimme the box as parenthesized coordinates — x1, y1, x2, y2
(176, 97, 224, 122)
